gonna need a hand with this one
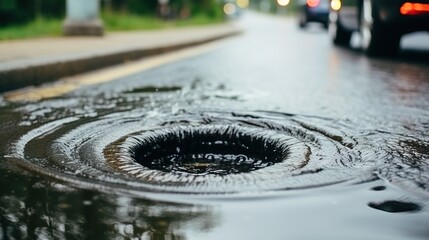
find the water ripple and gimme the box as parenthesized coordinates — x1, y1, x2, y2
(5, 109, 429, 197)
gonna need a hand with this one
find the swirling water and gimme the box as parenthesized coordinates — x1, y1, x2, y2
(1, 80, 428, 239)
(5, 107, 427, 196)
(1, 15, 429, 239)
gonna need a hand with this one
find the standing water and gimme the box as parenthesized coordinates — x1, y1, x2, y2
(1, 13, 429, 239)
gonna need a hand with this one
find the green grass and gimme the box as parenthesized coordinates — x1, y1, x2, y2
(0, 12, 225, 41)
(102, 12, 166, 31)
(172, 14, 226, 27)
(102, 11, 225, 31)
(0, 18, 63, 41)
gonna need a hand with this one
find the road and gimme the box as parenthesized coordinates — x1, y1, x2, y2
(1, 12, 429, 240)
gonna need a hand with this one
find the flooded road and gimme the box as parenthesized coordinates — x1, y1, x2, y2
(1, 13, 429, 239)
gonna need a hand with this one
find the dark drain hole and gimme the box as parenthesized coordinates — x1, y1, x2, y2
(132, 126, 288, 175)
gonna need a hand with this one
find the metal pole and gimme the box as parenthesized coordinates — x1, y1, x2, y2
(63, 0, 104, 36)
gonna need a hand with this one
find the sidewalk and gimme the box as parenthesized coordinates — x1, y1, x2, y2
(0, 23, 241, 92)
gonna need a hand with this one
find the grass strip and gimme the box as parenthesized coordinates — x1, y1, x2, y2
(0, 13, 225, 41)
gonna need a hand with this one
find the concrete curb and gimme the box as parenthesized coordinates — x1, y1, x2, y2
(0, 28, 240, 93)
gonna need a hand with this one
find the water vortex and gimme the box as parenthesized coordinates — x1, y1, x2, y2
(128, 126, 289, 175)
(6, 108, 429, 196)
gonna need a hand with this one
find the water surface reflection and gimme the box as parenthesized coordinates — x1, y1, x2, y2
(0, 170, 218, 240)
(1, 13, 429, 240)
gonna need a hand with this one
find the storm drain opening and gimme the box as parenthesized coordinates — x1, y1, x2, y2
(131, 125, 289, 176)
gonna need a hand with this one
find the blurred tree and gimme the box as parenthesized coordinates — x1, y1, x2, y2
(0, 0, 222, 28)
(191, 0, 222, 18)
(39, 0, 65, 18)
(0, 0, 32, 26)
(0, 0, 65, 27)
(101, 0, 221, 19)
(127, 0, 158, 15)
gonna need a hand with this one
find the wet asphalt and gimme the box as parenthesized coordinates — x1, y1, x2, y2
(1, 12, 429, 240)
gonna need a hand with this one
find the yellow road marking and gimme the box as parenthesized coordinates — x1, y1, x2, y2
(5, 40, 225, 102)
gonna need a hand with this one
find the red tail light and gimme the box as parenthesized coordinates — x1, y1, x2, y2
(400, 3, 429, 15)
(307, 0, 320, 8)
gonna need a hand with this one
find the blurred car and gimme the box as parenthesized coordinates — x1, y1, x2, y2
(329, 0, 429, 56)
(298, 0, 330, 29)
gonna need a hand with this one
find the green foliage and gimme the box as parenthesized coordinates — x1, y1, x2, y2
(0, 0, 225, 40)
(0, 11, 225, 41)
(191, 0, 223, 18)
(104, 0, 158, 15)
(0, 0, 65, 27)
(0, 0, 223, 27)
(174, 14, 225, 26)
(102, 11, 165, 31)
(0, 17, 62, 40)
(100, 0, 225, 31)
(102, 10, 224, 31)
(127, 0, 158, 15)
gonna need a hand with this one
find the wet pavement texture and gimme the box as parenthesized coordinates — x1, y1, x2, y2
(1, 13, 429, 240)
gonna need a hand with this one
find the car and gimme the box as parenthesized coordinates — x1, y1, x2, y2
(329, 0, 429, 56)
(298, 0, 330, 29)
